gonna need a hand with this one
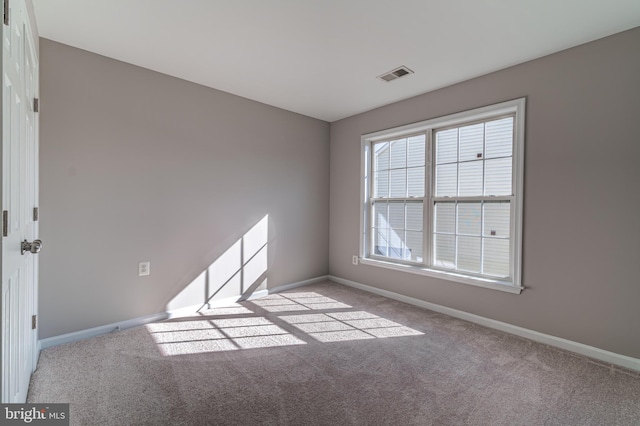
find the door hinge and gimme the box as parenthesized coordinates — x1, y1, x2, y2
(3, 0, 8, 26)
(33, 207, 38, 221)
(32, 315, 37, 330)
(2, 210, 7, 237)
(33, 98, 39, 112)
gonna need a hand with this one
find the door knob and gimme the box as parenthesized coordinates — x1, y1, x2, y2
(21, 239, 43, 255)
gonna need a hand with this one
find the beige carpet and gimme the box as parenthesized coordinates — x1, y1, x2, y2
(28, 281, 640, 425)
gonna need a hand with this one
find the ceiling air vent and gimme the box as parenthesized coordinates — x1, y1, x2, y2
(377, 66, 414, 82)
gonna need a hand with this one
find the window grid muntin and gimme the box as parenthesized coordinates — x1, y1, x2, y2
(430, 113, 515, 280)
(370, 199, 424, 263)
(434, 115, 515, 198)
(369, 132, 427, 265)
(369, 118, 515, 277)
(432, 199, 512, 279)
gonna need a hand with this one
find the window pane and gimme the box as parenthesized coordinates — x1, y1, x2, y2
(389, 139, 407, 169)
(374, 228, 388, 257)
(485, 117, 513, 159)
(374, 170, 389, 197)
(484, 157, 512, 196)
(373, 202, 388, 229)
(457, 236, 481, 273)
(388, 202, 405, 230)
(434, 202, 455, 234)
(459, 123, 484, 162)
(407, 167, 424, 197)
(434, 234, 455, 269)
(458, 161, 483, 196)
(435, 129, 457, 164)
(388, 230, 404, 259)
(483, 202, 510, 237)
(457, 203, 481, 236)
(483, 238, 510, 277)
(407, 135, 426, 167)
(389, 169, 407, 197)
(374, 142, 389, 171)
(405, 231, 423, 262)
(435, 164, 457, 196)
(406, 202, 423, 231)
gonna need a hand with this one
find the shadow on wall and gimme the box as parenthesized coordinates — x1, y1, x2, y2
(166, 215, 270, 313)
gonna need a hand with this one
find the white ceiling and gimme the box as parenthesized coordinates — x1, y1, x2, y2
(33, 0, 640, 122)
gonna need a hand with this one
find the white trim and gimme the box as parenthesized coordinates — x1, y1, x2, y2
(362, 98, 525, 142)
(328, 275, 640, 373)
(512, 98, 526, 288)
(268, 275, 329, 293)
(38, 275, 329, 350)
(39, 312, 170, 350)
(169, 289, 273, 317)
(359, 258, 523, 294)
(359, 141, 370, 260)
(35, 341, 41, 368)
(170, 275, 329, 315)
(244, 289, 268, 300)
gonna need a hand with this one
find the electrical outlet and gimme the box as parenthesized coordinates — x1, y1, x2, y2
(138, 261, 150, 276)
(352, 255, 359, 265)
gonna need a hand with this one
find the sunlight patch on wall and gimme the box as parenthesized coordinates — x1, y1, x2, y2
(167, 215, 269, 313)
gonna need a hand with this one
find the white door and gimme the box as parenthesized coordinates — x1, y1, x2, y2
(1, 0, 39, 404)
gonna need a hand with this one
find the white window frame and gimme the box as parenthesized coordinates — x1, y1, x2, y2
(359, 98, 525, 294)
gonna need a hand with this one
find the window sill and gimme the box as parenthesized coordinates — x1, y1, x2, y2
(358, 258, 523, 294)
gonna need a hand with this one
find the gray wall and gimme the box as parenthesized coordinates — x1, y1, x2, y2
(39, 39, 330, 339)
(329, 27, 640, 358)
(40, 27, 640, 359)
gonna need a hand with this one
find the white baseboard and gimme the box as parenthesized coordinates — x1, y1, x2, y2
(33, 340, 41, 375)
(39, 312, 170, 350)
(39, 275, 328, 351)
(166, 290, 270, 318)
(328, 275, 640, 373)
(268, 275, 329, 293)
(244, 289, 269, 300)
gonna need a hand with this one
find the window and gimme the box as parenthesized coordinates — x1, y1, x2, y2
(360, 99, 525, 293)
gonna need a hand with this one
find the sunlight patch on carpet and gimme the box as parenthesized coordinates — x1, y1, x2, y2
(279, 309, 424, 342)
(251, 293, 352, 312)
(146, 291, 423, 355)
(146, 318, 305, 356)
